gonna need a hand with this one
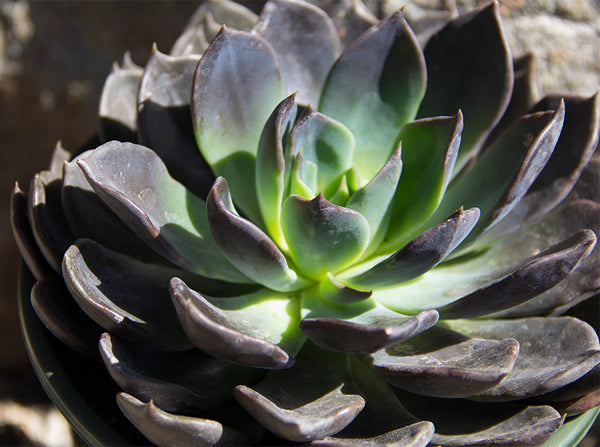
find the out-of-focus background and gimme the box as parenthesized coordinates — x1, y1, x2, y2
(0, 1, 598, 445)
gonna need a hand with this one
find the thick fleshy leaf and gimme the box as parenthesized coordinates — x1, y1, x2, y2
(371, 326, 519, 398)
(233, 342, 365, 442)
(568, 154, 599, 202)
(77, 141, 247, 282)
(192, 27, 283, 223)
(253, 0, 340, 105)
(484, 200, 600, 317)
(116, 393, 249, 447)
(206, 177, 306, 292)
(10, 183, 53, 280)
(319, 10, 426, 181)
(30, 278, 100, 357)
(28, 169, 74, 272)
(483, 53, 541, 146)
(47, 141, 71, 173)
(170, 278, 304, 369)
(99, 54, 142, 142)
(533, 365, 600, 415)
(137, 47, 214, 199)
(438, 229, 596, 319)
(62, 238, 254, 344)
(170, 22, 211, 57)
(373, 228, 596, 315)
(381, 112, 463, 252)
(487, 93, 600, 237)
(63, 240, 195, 351)
(432, 406, 563, 447)
(307, 0, 377, 48)
(446, 317, 600, 400)
(348, 207, 479, 289)
(310, 423, 434, 447)
(289, 106, 355, 192)
(417, 2, 513, 171)
(346, 145, 402, 248)
(62, 156, 163, 264)
(99, 333, 263, 413)
(310, 357, 433, 446)
(282, 193, 370, 279)
(396, 389, 563, 447)
(255, 94, 298, 249)
(425, 105, 564, 248)
(301, 291, 439, 354)
(182, 0, 257, 34)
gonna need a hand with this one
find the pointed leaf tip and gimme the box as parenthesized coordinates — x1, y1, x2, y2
(207, 177, 304, 291)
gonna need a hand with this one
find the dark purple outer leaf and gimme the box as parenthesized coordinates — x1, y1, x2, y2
(169, 278, 297, 370)
(300, 309, 438, 354)
(313, 357, 433, 447)
(77, 141, 246, 282)
(431, 406, 563, 447)
(348, 207, 479, 289)
(568, 153, 599, 202)
(253, 0, 341, 105)
(11, 183, 54, 280)
(116, 393, 249, 447)
(62, 239, 193, 351)
(310, 423, 434, 447)
(182, 0, 257, 33)
(532, 364, 600, 415)
(308, 0, 378, 48)
(439, 229, 597, 319)
(137, 47, 214, 199)
(447, 317, 600, 401)
(487, 93, 600, 237)
(371, 327, 519, 398)
(99, 333, 263, 414)
(233, 342, 365, 442)
(30, 278, 100, 357)
(427, 104, 564, 248)
(28, 171, 74, 273)
(206, 177, 305, 291)
(99, 55, 142, 143)
(395, 388, 563, 447)
(62, 156, 164, 264)
(417, 2, 513, 170)
(483, 53, 541, 147)
(487, 200, 600, 317)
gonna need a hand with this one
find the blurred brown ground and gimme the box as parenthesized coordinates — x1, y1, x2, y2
(0, 0, 598, 445)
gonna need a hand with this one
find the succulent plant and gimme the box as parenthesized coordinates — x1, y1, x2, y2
(11, 0, 600, 446)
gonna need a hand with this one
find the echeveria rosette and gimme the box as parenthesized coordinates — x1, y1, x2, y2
(10, 0, 600, 446)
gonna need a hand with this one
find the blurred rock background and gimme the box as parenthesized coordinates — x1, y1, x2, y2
(0, 0, 597, 445)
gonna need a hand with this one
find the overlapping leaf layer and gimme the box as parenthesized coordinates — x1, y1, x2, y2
(12, 0, 600, 446)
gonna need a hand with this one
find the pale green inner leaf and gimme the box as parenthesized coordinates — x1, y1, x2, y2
(207, 289, 305, 355)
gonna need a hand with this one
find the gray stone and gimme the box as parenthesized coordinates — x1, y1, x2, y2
(384, 0, 600, 96)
